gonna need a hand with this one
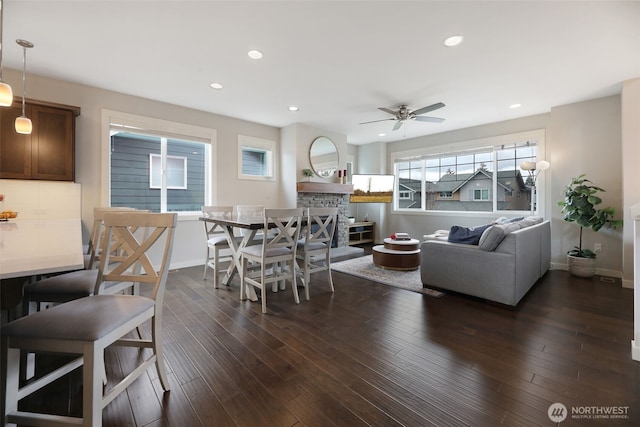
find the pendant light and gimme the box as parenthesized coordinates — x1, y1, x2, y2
(0, 0, 14, 106)
(15, 38, 33, 134)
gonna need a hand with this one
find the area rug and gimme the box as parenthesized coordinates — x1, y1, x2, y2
(331, 255, 445, 297)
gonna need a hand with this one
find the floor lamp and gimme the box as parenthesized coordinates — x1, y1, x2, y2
(520, 160, 550, 216)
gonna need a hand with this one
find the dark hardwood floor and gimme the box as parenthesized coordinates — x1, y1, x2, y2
(17, 249, 640, 426)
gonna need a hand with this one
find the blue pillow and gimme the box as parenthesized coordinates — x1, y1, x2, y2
(448, 224, 492, 245)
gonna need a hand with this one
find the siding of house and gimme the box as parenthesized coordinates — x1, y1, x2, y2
(110, 135, 205, 211)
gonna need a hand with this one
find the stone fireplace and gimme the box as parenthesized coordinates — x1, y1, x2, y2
(296, 182, 353, 247)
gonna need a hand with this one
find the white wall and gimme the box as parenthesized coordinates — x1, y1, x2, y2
(548, 95, 623, 277)
(3, 69, 281, 268)
(622, 78, 640, 287)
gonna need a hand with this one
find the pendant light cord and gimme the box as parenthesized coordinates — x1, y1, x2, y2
(21, 43, 26, 116)
(16, 39, 33, 116)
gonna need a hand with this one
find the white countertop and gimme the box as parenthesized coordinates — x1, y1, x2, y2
(0, 218, 84, 279)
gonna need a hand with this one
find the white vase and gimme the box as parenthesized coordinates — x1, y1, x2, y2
(567, 254, 596, 278)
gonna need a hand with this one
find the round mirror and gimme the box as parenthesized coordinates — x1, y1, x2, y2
(309, 136, 338, 178)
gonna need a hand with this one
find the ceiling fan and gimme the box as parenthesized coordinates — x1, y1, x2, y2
(360, 102, 446, 131)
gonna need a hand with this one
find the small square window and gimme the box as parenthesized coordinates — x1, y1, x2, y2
(238, 135, 276, 181)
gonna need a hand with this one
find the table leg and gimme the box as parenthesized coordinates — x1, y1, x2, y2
(220, 226, 258, 301)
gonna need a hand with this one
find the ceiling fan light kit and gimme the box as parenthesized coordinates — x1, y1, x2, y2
(360, 102, 446, 131)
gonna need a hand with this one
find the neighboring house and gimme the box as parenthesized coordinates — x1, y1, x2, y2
(399, 169, 530, 211)
(397, 180, 421, 208)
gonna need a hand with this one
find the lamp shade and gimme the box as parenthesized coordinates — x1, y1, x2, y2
(536, 160, 550, 171)
(15, 115, 32, 134)
(519, 161, 536, 171)
(0, 81, 12, 106)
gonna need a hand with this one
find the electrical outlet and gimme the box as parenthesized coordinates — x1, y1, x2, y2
(594, 243, 602, 252)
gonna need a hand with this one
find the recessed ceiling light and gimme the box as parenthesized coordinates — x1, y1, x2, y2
(288, 106, 299, 112)
(443, 35, 464, 47)
(378, 133, 386, 137)
(209, 82, 223, 90)
(509, 103, 522, 109)
(248, 50, 263, 59)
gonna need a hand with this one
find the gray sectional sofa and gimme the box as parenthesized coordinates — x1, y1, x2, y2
(420, 218, 551, 306)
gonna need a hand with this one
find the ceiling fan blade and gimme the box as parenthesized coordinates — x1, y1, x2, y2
(392, 120, 404, 131)
(360, 118, 396, 125)
(414, 116, 445, 123)
(411, 102, 446, 116)
(378, 107, 398, 116)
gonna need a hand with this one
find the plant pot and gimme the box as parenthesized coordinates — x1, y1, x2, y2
(567, 254, 596, 278)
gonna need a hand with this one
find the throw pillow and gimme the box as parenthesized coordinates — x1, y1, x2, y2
(478, 225, 505, 251)
(478, 222, 522, 251)
(448, 224, 492, 245)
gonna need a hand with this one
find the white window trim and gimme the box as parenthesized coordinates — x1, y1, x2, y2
(101, 109, 217, 213)
(237, 135, 276, 181)
(391, 129, 546, 216)
(473, 188, 490, 201)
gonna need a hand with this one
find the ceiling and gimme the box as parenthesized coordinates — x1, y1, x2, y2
(3, 1, 639, 145)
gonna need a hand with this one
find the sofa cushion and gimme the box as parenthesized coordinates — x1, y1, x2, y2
(478, 222, 521, 251)
(518, 216, 544, 229)
(447, 224, 492, 245)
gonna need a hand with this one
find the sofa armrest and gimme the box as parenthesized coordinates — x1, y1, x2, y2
(420, 240, 518, 305)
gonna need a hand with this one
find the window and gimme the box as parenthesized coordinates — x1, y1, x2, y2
(102, 110, 216, 213)
(392, 129, 545, 214)
(238, 135, 276, 181)
(473, 189, 490, 200)
(150, 154, 187, 189)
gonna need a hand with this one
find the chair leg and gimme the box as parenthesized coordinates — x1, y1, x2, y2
(290, 260, 301, 305)
(326, 252, 334, 293)
(152, 316, 170, 391)
(2, 341, 20, 423)
(240, 257, 247, 301)
(202, 247, 209, 280)
(261, 268, 267, 314)
(203, 246, 209, 280)
(83, 345, 104, 427)
(304, 254, 311, 300)
(212, 247, 219, 289)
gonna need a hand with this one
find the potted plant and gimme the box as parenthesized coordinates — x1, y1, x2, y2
(557, 174, 622, 277)
(302, 168, 314, 181)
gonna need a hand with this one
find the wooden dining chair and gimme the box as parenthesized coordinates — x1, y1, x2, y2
(240, 208, 303, 313)
(296, 207, 338, 300)
(202, 205, 233, 287)
(1, 212, 177, 427)
(22, 207, 140, 314)
(84, 207, 137, 270)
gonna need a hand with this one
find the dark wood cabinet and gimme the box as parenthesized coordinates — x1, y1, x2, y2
(0, 99, 80, 181)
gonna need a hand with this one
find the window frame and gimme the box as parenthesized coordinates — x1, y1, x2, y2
(149, 153, 188, 190)
(473, 188, 490, 201)
(237, 135, 276, 181)
(391, 129, 546, 216)
(101, 109, 217, 215)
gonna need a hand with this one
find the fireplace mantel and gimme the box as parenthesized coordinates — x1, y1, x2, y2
(297, 182, 354, 194)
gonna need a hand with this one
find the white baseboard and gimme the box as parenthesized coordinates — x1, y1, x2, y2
(549, 262, 624, 282)
(632, 340, 640, 362)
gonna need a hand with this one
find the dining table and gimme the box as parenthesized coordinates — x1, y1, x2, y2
(199, 214, 306, 302)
